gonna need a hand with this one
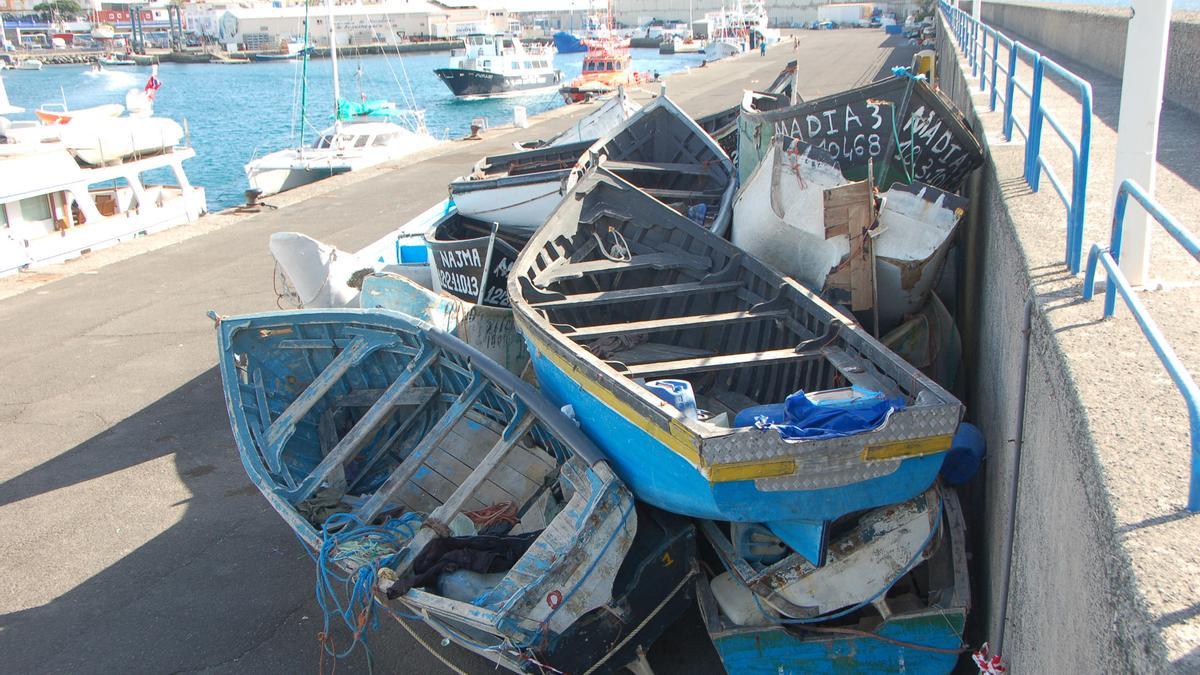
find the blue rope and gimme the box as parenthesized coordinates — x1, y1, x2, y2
(307, 511, 423, 661)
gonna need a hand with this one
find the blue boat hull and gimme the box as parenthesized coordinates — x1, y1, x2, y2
(522, 333, 947, 524)
(553, 31, 588, 53)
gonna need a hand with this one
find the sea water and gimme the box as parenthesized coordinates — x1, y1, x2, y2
(2, 48, 706, 210)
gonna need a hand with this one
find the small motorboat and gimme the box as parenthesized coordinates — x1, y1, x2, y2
(214, 308, 698, 674)
(570, 91, 737, 236)
(98, 54, 137, 66)
(35, 103, 125, 125)
(434, 33, 561, 99)
(17, 58, 44, 71)
(508, 169, 963, 566)
(425, 208, 525, 309)
(60, 116, 184, 166)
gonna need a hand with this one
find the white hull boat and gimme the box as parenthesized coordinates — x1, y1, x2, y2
(60, 116, 184, 166)
(703, 39, 745, 60)
(516, 88, 641, 150)
(17, 59, 43, 71)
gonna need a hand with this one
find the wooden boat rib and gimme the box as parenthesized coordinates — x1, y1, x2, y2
(215, 308, 696, 673)
(570, 92, 736, 236)
(508, 170, 963, 566)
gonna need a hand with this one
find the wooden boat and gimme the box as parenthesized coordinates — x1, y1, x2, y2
(696, 104, 740, 158)
(570, 92, 736, 236)
(515, 87, 641, 150)
(425, 208, 524, 309)
(35, 103, 124, 125)
(700, 485, 942, 620)
(269, 199, 452, 308)
(214, 308, 698, 674)
(736, 74, 983, 190)
(98, 54, 137, 66)
(60, 117, 184, 167)
(696, 487, 969, 674)
(359, 273, 529, 375)
(449, 139, 593, 233)
(733, 138, 968, 334)
(508, 170, 963, 566)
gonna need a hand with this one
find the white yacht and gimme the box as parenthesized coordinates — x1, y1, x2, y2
(0, 75, 206, 275)
(244, 0, 440, 197)
(434, 34, 562, 99)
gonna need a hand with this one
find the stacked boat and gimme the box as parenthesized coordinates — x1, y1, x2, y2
(218, 63, 986, 673)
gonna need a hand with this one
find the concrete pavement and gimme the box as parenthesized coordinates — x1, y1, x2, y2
(0, 31, 915, 674)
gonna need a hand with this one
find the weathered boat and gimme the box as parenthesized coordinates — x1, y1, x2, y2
(700, 485, 942, 620)
(570, 92, 737, 236)
(425, 211, 524, 309)
(696, 104, 740, 158)
(508, 170, 963, 566)
(736, 74, 983, 190)
(733, 137, 968, 333)
(268, 199, 449, 308)
(515, 87, 641, 150)
(696, 486, 969, 673)
(214, 308, 697, 674)
(449, 139, 592, 233)
(358, 273, 529, 375)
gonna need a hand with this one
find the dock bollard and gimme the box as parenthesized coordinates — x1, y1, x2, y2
(513, 106, 528, 129)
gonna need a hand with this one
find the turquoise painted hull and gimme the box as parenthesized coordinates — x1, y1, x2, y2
(708, 612, 965, 674)
(524, 336, 947, 524)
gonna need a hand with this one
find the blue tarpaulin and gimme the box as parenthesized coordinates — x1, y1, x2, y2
(734, 386, 904, 440)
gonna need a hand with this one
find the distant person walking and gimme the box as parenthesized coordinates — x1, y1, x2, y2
(793, 35, 799, 51)
(760, 40, 767, 56)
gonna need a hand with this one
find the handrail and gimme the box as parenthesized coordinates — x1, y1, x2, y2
(1083, 180, 1200, 512)
(940, 1, 1092, 276)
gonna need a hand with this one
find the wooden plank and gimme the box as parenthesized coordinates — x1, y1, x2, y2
(641, 187, 724, 200)
(419, 447, 493, 511)
(436, 421, 553, 502)
(530, 279, 741, 309)
(625, 346, 828, 379)
(427, 415, 537, 526)
(604, 160, 711, 175)
(603, 341, 714, 366)
(536, 251, 711, 286)
(823, 346, 902, 397)
(566, 309, 789, 340)
(333, 386, 436, 409)
(823, 181, 875, 312)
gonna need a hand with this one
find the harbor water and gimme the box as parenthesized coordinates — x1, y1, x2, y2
(2, 47, 705, 210)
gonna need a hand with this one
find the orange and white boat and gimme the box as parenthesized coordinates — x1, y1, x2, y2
(559, 39, 651, 104)
(35, 103, 125, 125)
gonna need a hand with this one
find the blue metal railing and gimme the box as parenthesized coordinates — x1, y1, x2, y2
(1083, 181, 1200, 512)
(940, 1, 1092, 274)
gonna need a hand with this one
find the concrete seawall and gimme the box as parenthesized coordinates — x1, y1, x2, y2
(937, 11, 1200, 673)
(964, 1, 1200, 117)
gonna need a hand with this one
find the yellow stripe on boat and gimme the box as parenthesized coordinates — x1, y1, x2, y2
(702, 458, 797, 483)
(863, 435, 953, 461)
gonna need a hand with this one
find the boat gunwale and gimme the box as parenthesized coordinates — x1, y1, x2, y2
(507, 172, 962, 472)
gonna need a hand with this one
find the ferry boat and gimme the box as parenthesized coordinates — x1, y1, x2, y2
(434, 34, 562, 99)
(559, 39, 650, 104)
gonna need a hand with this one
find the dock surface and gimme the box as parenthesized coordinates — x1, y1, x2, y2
(0, 31, 914, 674)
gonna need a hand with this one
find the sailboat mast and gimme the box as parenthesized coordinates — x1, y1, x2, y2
(327, 0, 340, 125)
(299, 0, 310, 149)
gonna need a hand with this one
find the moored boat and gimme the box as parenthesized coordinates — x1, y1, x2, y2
(434, 33, 561, 99)
(696, 486, 970, 673)
(214, 308, 697, 674)
(570, 91, 737, 236)
(448, 139, 592, 233)
(560, 39, 651, 104)
(736, 73, 984, 189)
(508, 169, 963, 566)
(515, 86, 641, 150)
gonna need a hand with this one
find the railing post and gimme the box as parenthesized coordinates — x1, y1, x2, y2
(990, 36, 999, 111)
(1106, 185, 1131, 317)
(1025, 55, 1045, 190)
(1068, 82, 1094, 274)
(1003, 41, 1018, 140)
